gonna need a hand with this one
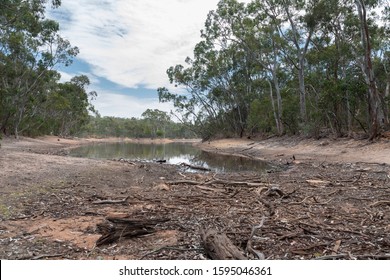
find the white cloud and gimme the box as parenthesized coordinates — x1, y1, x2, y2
(58, 71, 74, 82)
(50, 0, 251, 90)
(49, 0, 251, 118)
(58, 70, 100, 85)
(92, 89, 175, 119)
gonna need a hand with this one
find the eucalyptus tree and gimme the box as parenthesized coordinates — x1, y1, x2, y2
(352, 0, 389, 139)
(42, 75, 96, 136)
(0, 0, 79, 137)
(256, 0, 332, 126)
(159, 0, 258, 138)
(312, 0, 390, 138)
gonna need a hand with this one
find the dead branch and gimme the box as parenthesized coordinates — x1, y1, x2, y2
(92, 196, 129, 205)
(167, 180, 200, 185)
(246, 216, 266, 259)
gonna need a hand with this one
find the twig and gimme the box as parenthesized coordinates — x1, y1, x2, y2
(167, 180, 199, 185)
(50, 193, 63, 202)
(332, 240, 342, 254)
(314, 254, 348, 260)
(278, 230, 303, 241)
(299, 221, 368, 237)
(316, 198, 335, 205)
(167, 179, 273, 188)
(140, 245, 202, 259)
(18, 253, 64, 260)
(259, 199, 275, 216)
(369, 200, 390, 207)
(92, 196, 129, 205)
(315, 254, 390, 260)
(291, 243, 329, 255)
(288, 196, 312, 205)
(241, 146, 254, 152)
(34, 253, 64, 260)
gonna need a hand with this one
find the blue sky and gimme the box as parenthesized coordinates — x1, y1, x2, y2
(48, 0, 251, 118)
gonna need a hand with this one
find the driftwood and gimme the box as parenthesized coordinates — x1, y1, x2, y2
(96, 216, 169, 246)
(201, 228, 247, 260)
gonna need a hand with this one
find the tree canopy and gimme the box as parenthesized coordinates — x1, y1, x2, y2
(159, 0, 390, 140)
(0, 0, 95, 138)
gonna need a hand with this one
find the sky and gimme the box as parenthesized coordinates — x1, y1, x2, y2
(48, 0, 250, 119)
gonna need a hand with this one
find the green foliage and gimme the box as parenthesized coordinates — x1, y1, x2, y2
(247, 99, 274, 135)
(0, 0, 92, 138)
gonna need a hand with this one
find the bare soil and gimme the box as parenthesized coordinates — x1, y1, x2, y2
(0, 135, 389, 260)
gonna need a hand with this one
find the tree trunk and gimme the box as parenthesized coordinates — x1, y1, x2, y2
(298, 58, 307, 123)
(272, 62, 284, 135)
(355, 0, 386, 139)
(268, 80, 280, 135)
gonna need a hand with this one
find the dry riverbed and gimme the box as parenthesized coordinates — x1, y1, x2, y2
(0, 136, 389, 260)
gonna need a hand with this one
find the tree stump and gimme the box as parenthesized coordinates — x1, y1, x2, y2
(96, 216, 169, 246)
(201, 228, 247, 260)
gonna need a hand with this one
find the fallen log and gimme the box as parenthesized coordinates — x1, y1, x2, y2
(201, 228, 247, 260)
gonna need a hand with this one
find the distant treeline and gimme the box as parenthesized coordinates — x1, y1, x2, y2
(81, 110, 198, 139)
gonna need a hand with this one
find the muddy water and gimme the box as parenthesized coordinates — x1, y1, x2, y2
(69, 142, 272, 173)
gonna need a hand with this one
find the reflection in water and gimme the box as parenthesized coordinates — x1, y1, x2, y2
(194, 151, 270, 173)
(69, 142, 271, 173)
